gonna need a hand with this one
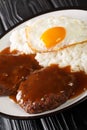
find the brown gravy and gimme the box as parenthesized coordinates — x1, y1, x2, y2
(18, 65, 87, 103)
(0, 48, 41, 96)
(1, 47, 19, 54)
(18, 65, 75, 102)
(0, 48, 87, 101)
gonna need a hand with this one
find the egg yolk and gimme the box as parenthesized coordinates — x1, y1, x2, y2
(41, 27, 66, 48)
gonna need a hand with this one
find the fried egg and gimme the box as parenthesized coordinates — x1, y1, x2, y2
(10, 28, 34, 54)
(26, 16, 87, 52)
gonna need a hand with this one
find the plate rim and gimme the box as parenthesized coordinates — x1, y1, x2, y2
(0, 8, 87, 119)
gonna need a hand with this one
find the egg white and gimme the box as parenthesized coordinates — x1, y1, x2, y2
(26, 16, 87, 52)
(10, 28, 34, 54)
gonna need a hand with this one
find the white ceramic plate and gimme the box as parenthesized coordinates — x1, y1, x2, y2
(0, 9, 87, 119)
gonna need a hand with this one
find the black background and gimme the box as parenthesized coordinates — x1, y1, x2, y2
(0, 0, 87, 129)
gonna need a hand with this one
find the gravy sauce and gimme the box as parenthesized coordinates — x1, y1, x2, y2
(18, 65, 87, 103)
(0, 47, 87, 101)
(0, 48, 41, 95)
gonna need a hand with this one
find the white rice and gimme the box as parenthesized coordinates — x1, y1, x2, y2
(35, 41, 87, 73)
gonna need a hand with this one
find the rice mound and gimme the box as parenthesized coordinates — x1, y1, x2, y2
(35, 41, 87, 73)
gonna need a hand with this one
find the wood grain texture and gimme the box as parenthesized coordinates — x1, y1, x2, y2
(0, 0, 87, 130)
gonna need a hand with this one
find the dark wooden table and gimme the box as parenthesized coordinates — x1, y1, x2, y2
(0, 0, 87, 129)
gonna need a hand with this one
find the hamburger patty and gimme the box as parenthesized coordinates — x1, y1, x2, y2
(17, 65, 76, 114)
(0, 54, 41, 96)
